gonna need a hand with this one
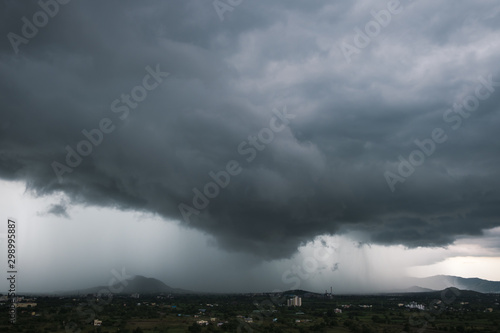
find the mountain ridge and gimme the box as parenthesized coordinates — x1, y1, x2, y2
(407, 275, 500, 294)
(53, 275, 193, 296)
(9, 274, 500, 296)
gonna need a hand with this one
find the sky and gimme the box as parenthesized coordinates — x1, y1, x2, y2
(0, 0, 500, 294)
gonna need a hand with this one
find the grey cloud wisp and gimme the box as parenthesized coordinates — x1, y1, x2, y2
(1, 0, 500, 260)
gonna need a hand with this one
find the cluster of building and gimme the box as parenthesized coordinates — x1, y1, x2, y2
(0, 295, 38, 308)
(398, 302, 425, 310)
(195, 308, 227, 327)
(196, 317, 225, 326)
(235, 314, 254, 323)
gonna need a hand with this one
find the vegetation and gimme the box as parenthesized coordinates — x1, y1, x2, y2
(0, 290, 499, 333)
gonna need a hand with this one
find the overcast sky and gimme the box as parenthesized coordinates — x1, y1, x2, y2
(1, 0, 500, 294)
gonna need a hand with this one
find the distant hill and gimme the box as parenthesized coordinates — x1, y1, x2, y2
(116, 275, 193, 294)
(55, 275, 193, 295)
(409, 275, 500, 294)
(282, 289, 323, 296)
(425, 287, 485, 298)
(382, 287, 487, 300)
(390, 286, 436, 293)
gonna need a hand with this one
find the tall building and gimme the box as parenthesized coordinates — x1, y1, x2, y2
(287, 296, 302, 307)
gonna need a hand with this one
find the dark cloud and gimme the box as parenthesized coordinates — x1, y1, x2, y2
(37, 198, 70, 218)
(1, 0, 500, 260)
(46, 203, 70, 219)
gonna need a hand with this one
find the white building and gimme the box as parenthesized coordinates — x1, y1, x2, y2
(287, 296, 302, 307)
(406, 302, 425, 310)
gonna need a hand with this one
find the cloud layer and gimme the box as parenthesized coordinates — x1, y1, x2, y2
(1, 0, 500, 260)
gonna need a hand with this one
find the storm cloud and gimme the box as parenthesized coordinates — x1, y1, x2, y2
(1, 0, 500, 260)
